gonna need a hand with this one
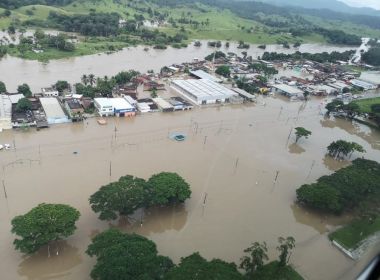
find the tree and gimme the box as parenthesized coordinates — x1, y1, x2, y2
(327, 140, 365, 159)
(343, 102, 360, 118)
(325, 99, 344, 114)
(11, 203, 80, 254)
(294, 127, 311, 143)
(296, 158, 380, 214)
(88, 74, 96, 87)
(151, 87, 158, 98)
(87, 229, 173, 280)
(147, 172, 191, 206)
(17, 83, 32, 97)
(81, 74, 88, 86)
(164, 252, 243, 280)
(240, 242, 268, 274)
(55, 80, 69, 93)
(215, 65, 231, 78)
(276, 236, 295, 267)
(0, 81, 6, 93)
(16, 98, 32, 112)
(89, 175, 147, 221)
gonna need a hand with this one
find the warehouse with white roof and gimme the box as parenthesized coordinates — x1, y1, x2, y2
(171, 79, 237, 105)
(40, 97, 69, 124)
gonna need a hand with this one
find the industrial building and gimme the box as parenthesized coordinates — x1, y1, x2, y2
(171, 79, 237, 105)
(350, 79, 377, 91)
(272, 84, 304, 99)
(152, 97, 174, 112)
(232, 88, 256, 102)
(40, 97, 69, 124)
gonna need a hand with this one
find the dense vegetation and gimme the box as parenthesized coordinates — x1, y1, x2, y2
(0, 0, 74, 9)
(296, 159, 380, 214)
(262, 50, 355, 63)
(48, 12, 120, 37)
(89, 172, 191, 220)
(11, 203, 80, 254)
(362, 47, 380, 66)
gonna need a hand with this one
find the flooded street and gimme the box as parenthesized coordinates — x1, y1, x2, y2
(0, 40, 355, 92)
(0, 96, 379, 280)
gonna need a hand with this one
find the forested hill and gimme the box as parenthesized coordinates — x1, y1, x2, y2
(0, 0, 74, 9)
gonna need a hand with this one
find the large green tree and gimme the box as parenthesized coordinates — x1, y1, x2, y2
(294, 127, 311, 143)
(296, 158, 380, 214)
(87, 229, 173, 280)
(16, 97, 32, 112)
(240, 242, 268, 274)
(276, 237, 295, 267)
(215, 65, 231, 78)
(164, 252, 243, 280)
(89, 175, 147, 220)
(11, 203, 80, 254)
(17, 83, 32, 97)
(327, 140, 365, 159)
(147, 172, 191, 206)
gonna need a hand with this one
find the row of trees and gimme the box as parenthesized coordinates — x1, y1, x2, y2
(89, 172, 191, 221)
(0, 0, 74, 9)
(296, 158, 379, 214)
(362, 47, 380, 66)
(261, 50, 355, 63)
(327, 140, 365, 159)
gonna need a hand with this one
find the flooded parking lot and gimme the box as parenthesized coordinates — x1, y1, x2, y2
(0, 96, 380, 280)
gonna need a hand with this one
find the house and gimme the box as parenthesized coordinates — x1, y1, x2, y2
(65, 99, 84, 120)
(94, 98, 113, 117)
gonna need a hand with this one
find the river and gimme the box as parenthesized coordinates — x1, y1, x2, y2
(0, 95, 379, 280)
(0, 40, 356, 92)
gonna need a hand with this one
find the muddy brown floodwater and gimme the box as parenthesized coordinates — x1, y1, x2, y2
(0, 96, 380, 280)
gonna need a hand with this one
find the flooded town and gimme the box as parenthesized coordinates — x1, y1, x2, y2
(1, 0, 380, 279)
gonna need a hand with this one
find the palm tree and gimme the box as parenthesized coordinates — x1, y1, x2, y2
(88, 74, 96, 87)
(81, 74, 88, 86)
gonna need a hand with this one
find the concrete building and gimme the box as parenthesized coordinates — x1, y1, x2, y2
(110, 98, 136, 117)
(232, 88, 256, 102)
(153, 97, 174, 112)
(190, 70, 222, 83)
(40, 97, 69, 124)
(94, 98, 113, 117)
(0, 94, 12, 130)
(171, 79, 237, 105)
(65, 99, 84, 119)
(272, 84, 304, 99)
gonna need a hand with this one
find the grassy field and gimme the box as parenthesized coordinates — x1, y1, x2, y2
(354, 97, 380, 113)
(253, 261, 304, 280)
(329, 217, 380, 250)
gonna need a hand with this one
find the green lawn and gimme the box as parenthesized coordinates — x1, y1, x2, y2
(329, 217, 380, 250)
(253, 261, 304, 280)
(354, 97, 380, 114)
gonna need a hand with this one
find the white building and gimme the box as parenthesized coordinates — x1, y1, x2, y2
(94, 98, 113, 117)
(153, 97, 174, 112)
(110, 98, 136, 117)
(41, 88, 59, 97)
(40, 97, 69, 124)
(0, 94, 12, 130)
(171, 79, 237, 105)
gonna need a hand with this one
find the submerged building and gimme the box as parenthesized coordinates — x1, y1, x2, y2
(40, 97, 69, 124)
(171, 79, 237, 105)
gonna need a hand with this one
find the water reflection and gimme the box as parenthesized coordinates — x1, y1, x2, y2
(18, 241, 82, 280)
(288, 143, 306, 154)
(322, 154, 351, 171)
(320, 117, 380, 150)
(291, 204, 352, 234)
(111, 204, 188, 235)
